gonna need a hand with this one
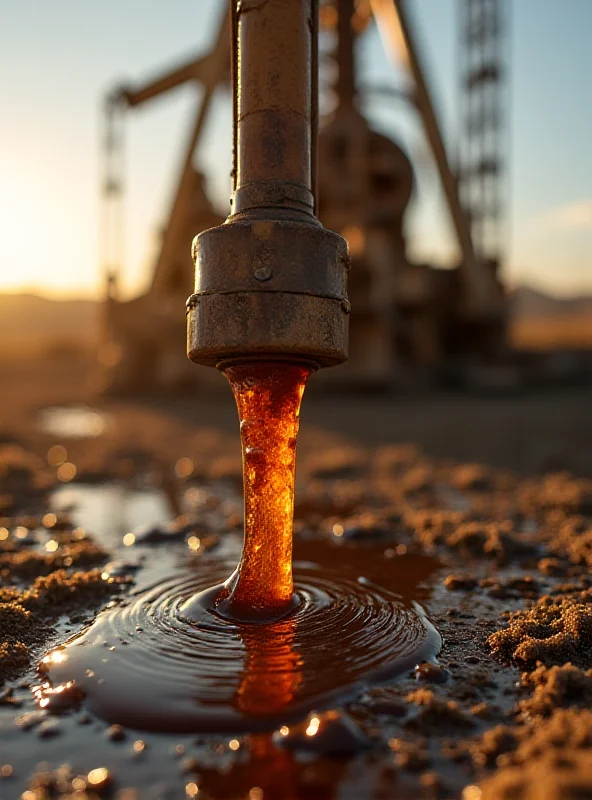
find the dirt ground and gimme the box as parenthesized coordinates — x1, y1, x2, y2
(1, 353, 592, 799)
(3, 354, 592, 477)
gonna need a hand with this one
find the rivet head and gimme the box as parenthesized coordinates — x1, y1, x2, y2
(186, 294, 199, 312)
(254, 266, 272, 282)
(341, 299, 351, 315)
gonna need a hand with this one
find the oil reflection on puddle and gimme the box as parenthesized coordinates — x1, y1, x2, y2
(37, 537, 441, 734)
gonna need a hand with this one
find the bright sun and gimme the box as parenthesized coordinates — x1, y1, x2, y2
(0, 161, 99, 298)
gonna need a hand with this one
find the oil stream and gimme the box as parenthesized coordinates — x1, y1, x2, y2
(39, 363, 440, 733)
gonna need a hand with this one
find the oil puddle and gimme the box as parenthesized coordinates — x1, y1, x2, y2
(37, 405, 111, 438)
(37, 531, 440, 734)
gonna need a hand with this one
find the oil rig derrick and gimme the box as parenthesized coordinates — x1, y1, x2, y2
(458, 0, 509, 272)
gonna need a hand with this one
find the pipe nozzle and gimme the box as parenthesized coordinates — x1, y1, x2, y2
(187, 0, 349, 371)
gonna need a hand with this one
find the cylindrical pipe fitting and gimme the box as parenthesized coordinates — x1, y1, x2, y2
(187, 0, 350, 370)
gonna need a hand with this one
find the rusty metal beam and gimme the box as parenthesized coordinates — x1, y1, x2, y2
(148, 12, 229, 297)
(113, 55, 210, 109)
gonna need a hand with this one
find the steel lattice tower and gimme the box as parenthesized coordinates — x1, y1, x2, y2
(458, 0, 509, 270)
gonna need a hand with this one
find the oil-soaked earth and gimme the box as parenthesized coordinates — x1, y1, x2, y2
(1, 359, 592, 800)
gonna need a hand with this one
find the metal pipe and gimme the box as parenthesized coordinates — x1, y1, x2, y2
(187, 0, 350, 371)
(235, 0, 312, 205)
(116, 56, 208, 108)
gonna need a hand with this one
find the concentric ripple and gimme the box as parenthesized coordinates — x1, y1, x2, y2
(39, 544, 440, 734)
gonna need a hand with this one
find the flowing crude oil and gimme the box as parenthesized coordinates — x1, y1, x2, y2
(187, 362, 311, 621)
(38, 362, 441, 733)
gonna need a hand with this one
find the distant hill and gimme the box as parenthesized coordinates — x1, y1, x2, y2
(0, 293, 99, 357)
(510, 286, 592, 319)
(509, 287, 592, 350)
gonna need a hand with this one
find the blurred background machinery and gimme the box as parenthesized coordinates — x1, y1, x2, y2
(100, 0, 509, 393)
(458, 0, 508, 269)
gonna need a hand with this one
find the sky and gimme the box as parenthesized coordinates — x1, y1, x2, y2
(0, 0, 590, 300)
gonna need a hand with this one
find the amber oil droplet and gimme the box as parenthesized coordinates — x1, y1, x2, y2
(220, 361, 312, 621)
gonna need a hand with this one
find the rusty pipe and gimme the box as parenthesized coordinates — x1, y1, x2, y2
(187, 0, 349, 370)
(235, 0, 312, 207)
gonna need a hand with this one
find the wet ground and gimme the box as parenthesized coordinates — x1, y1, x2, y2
(1, 355, 592, 799)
